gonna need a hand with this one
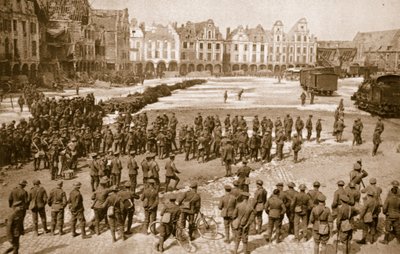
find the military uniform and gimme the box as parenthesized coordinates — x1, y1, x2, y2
(232, 193, 255, 254)
(177, 183, 201, 240)
(336, 195, 355, 252)
(127, 152, 139, 192)
(291, 134, 302, 163)
(91, 180, 110, 235)
(222, 141, 235, 177)
(284, 115, 293, 141)
(261, 131, 272, 162)
(285, 183, 298, 235)
(141, 181, 159, 234)
(89, 154, 100, 192)
(103, 189, 125, 241)
(357, 190, 379, 244)
(110, 152, 122, 186)
(265, 190, 286, 243)
(316, 119, 322, 143)
(253, 180, 267, 234)
(309, 195, 333, 254)
(119, 183, 139, 234)
(291, 184, 311, 241)
(372, 130, 381, 156)
(165, 156, 180, 191)
(295, 117, 304, 139)
(6, 202, 24, 254)
(156, 198, 181, 252)
(237, 160, 251, 192)
(381, 187, 400, 244)
(28, 180, 49, 235)
(48, 182, 67, 235)
(219, 185, 237, 242)
(306, 115, 313, 141)
(68, 182, 88, 238)
(8, 181, 28, 234)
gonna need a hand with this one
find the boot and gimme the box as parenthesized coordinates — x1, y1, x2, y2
(34, 224, 39, 236)
(111, 230, 117, 242)
(224, 228, 230, 243)
(43, 220, 50, 233)
(59, 224, 64, 235)
(379, 234, 389, 244)
(81, 225, 91, 239)
(50, 224, 55, 236)
(71, 223, 79, 237)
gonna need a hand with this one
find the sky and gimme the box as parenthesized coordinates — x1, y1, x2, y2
(91, 0, 400, 40)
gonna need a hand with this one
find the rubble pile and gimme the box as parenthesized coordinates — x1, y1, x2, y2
(100, 79, 207, 113)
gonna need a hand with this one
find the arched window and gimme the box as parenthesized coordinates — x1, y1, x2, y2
(277, 35, 280, 42)
(208, 30, 212, 39)
(5, 38, 9, 55)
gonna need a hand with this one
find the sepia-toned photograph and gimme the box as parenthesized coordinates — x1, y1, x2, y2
(0, 0, 399, 253)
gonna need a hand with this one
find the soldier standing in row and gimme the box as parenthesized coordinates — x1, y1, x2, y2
(334, 117, 345, 143)
(292, 184, 311, 242)
(110, 151, 122, 186)
(178, 182, 201, 241)
(103, 186, 125, 242)
(91, 178, 110, 235)
(275, 128, 285, 161)
(6, 201, 24, 254)
(284, 114, 293, 141)
(223, 140, 235, 177)
(28, 180, 49, 236)
(261, 130, 272, 163)
(292, 133, 302, 163)
(264, 189, 285, 244)
(224, 90, 228, 103)
(372, 129, 382, 156)
(306, 115, 313, 141)
(253, 180, 267, 234)
(356, 190, 379, 244)
(127, 151, 139, 193)
(89, 153, 100, 192)
(8, 180, 28, 234)
(155, 195, 181, 252)
(141, 179, 159, 234)
(316, 118, 322, 143)
(295, 116, 304, 139)
(164, 154, 180, 192)
(380, 186, 400, 244)
(48, 181, 67, 235)
(232, 192, 254, 254)
(285, 182, 298, 235)
(68, 182, 90, 239)
(300, 92, 306, 106)
(309, 194, 333, 254)
(219, 185, 236, 243)
(336, 195, 355, 254)
(237, 159, 251, 192)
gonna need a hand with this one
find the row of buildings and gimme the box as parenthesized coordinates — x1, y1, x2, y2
(1, 0, 399, 81)
(130, 18, 318, 76)
(0, 0, 131, 81)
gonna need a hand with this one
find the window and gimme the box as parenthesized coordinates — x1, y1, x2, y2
(297, 35, 301, 41)
(216, 53, 220, 60)
(200, 43, 203, 49)
(155, 51, 159, 58)
(260, 54, 264, 63)
(163, 49, 167, 58)
(297, 47, 300, 54)
(208, 43, 212, 50)
(277, 35, 280, 42)
(290, 47, 293, 53)
(244, 45, 248, 51)
(136, 42, 140, 48)
(234, 44, 238, 51)
(252, 54, 256, 63)
(208, 31, 212, 38)
(181, 52, 186, 60)
(183, 42, 187, 49)
(276, 46, 280, 53)
(289, 56, 293, 62)
(199, 53, 203, 60)
(147, 50, 152, 58)
(253, 44, 256, 51)
(297, 56, 300, 62)
(310, 47, 313, 54)
(207, 53, 211, 60)
(303, 56, 307, 62)
(164, 41, 168, 49)
(235, 55, 239, 61)
(14, 39, 18, 57)
(243, 55, 247, 62)
(22, 21, 26, 35)
(216, 43, 220, 50)
(5, 38, 9, 55)
(283, 47, 286, 53)
(190, 42, 194, 48)
(269, 46, 273, 53)
(304, 35, 307, 42)
(261, 45, 264, 51)
(171, 41, 175, 49)
(303, 47, 307, 54)
(13, 20, 17, 32)
(171, 51, 175, 59)
(282, 55, 285, 62)
(310, 55, 313, 63)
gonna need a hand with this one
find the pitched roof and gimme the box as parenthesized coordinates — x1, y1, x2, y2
(353, 29, 400, 51)
(145, 24, 176, 41)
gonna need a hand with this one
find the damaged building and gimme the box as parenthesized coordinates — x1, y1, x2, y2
(0, 0, 40, 80)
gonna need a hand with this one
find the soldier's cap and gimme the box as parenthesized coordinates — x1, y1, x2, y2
(168, 195, 177, 201)
(242, 158, 248, 164)
(129, 150, 136, 155)
(288, 182, 296, 188)
(233, 180, 240, 186)
(353, 163, 361, 170)
(367, 189, 375, 196)
(124, 181, 131, 187)
(226, 139, 232, 143)
(19, 180, 28, 186)
(33, 179, 41, 185)
(241, 192, 250, 197)
(299, 184, 306, 190)
(340, 195, 349, 203)
(273, 189, 280, 195)
(169, 153, 176, 158)
(391, 180, 400, 187)
(114, 151, 120, 155)
(369, 178, 377, 184)
(313, 181, 321, 187)
(337, 180, 345, 186)
(317, 194, 326, 202)
(256, 180, 263, 186)
(145, 152, 153, 158)
(73, 182, 82, 187)
(91, 152, 98, 158)
(190, 182, 198, 188)
(147, 179, 156, 184)
(224, 185, 232, 190)
(276, 182, 284, 187)
(349, 182, 356, 188)
(57, 180, 63, 186)
(13, 201, 23, 207)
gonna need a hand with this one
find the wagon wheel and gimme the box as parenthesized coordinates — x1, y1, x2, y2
(196, 215, 219, 240)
